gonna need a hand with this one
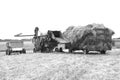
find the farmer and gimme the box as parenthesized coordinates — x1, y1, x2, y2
(6, 42, 11, 49)
(34, 27, 39, 38)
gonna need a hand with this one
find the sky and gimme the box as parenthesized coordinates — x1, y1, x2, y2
(0, 0, 120, 39)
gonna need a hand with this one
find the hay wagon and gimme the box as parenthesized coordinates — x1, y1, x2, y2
(6, 40, 26, 55)
(64, 24, 114, 54)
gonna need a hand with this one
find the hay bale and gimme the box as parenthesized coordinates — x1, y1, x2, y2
(63, 23, 114, 50)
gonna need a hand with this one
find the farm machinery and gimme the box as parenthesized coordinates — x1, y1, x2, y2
(15, 24, 114, 54)
(6, 40, 26, 55)
(15, 27, 71, 53)
(32, 30, 70, 52)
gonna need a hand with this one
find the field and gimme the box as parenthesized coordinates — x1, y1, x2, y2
(0, 41, 120, 80)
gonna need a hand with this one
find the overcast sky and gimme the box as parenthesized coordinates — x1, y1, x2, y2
(0, 0, 120, 39)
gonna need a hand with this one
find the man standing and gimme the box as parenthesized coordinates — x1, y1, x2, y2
(34, 27, 39, 38)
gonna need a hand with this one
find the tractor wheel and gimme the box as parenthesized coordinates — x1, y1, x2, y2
(100, 50, 106, 54)
(55, 48, 59, 52)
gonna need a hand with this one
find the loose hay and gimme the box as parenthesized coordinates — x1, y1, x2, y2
(63, 23, 114, 43)
(63, 23, 114, 50)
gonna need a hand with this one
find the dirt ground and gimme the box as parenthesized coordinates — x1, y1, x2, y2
(0, 49, 120, 80)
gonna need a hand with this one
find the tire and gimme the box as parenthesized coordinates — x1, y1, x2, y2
(59, 47, 63, 52)
(20, 51, 22, 54)
(100, 51, 106, 54)
(55, 48, 59, 52)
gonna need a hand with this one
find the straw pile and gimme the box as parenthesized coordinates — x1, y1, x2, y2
(63, 23, 114, 50)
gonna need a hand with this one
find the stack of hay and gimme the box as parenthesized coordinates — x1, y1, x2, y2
(63, 23, 114, 50)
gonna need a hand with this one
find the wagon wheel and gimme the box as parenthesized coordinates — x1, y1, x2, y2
(22, 49, 26, 54)
(20, 51, 22, 54)
(55, 48, 59, 52)
(83, 50, 89, 54)
(59, 47, 63, 52)
(100, 50, 106, 54)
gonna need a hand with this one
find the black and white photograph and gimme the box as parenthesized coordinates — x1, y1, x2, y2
(0, 0, 120, 80)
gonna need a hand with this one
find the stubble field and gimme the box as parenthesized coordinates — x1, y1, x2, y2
(0, 41, 120, 80)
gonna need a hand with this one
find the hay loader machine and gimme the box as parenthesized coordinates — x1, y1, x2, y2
(32, 30, 70, 52)
(15, 27, 71, 53)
